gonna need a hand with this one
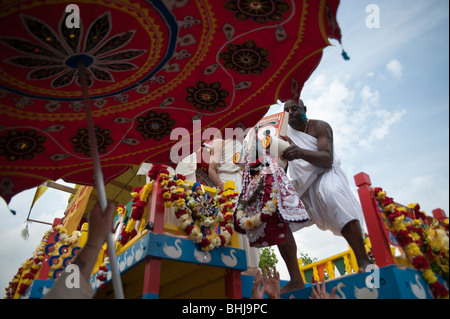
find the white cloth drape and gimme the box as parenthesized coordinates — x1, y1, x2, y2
(287, 126, 365, 236)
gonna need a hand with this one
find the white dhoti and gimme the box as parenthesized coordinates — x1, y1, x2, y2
(287, 127, 365, 236)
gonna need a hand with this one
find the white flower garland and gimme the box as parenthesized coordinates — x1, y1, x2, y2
(236, 168, 278, 235)
(235, 179, 278, 231)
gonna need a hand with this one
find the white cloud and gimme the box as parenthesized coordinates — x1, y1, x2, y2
(300, 75, 406, 158)
(386, 59, 403, 78)
(360, 85, 380, 105)
(364, 108, 406, 143)
(394, 175, 449, 214)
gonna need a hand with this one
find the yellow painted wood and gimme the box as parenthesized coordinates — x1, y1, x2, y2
(298, 247, 359, 282)
(163, 223, 186, 236)
(94, 262, 146, 299)
(159, 259, 226, 299)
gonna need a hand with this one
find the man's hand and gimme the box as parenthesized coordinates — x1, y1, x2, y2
(250, 265, 281, 299)
(262, 265, 280, 299)
(309, 279, 337, 299)
(86, 201, 115, 249)
(250, 270, 265, 299)
(72, 201, 115, 281)
(280, 135, 303, 161)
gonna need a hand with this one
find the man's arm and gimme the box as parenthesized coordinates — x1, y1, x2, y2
(71, 202, 115, 280)
(43, 202, 114, 299)
(280, 120, 334, 168)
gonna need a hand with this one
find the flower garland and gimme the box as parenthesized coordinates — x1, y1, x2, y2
(98, 167, 162, 289)
(160, 172, 238, 251)
(5, 233, 46, 299)
(374, 187, 449, 299)
(116, 182, 152, 250)
(235, 177, 278, 232)
(5, 224, 82, 298)
(96, 258, 109, 290)
(148, 163, 170, 182)
(364, 233, 375, 263)
(233, 155, 279, 237)
(116, 205, 126, 218)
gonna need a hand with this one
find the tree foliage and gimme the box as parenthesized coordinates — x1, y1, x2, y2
(258, 247, 278, 274)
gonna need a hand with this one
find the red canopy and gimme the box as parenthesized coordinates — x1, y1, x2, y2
(0, 0, 342, 203)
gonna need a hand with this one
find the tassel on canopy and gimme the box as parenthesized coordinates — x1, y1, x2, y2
(341, 49, 350, 60)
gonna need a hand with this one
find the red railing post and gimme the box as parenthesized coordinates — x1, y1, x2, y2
(432, 208, 447, 223)
(354, 172, 394, 267)
(225, 269, 242, 299)
(141, 179, 164, 298)
(142, 258, 161, 299)
(147, 180, 164, 234)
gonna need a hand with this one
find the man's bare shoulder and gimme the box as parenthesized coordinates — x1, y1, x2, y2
(310, 119, 332, 128)
(309, 119, 333, 138)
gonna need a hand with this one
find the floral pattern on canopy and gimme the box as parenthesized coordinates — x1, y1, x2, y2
(0, 0, 342, 203)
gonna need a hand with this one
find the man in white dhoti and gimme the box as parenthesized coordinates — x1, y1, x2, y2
(281, 99, 371, 277)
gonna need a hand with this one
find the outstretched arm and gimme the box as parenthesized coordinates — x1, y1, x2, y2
(73, 202, 115, 280)
(43, 202, 114, 299)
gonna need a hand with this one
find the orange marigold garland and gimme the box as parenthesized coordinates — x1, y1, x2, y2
(374, 187, 449, 299)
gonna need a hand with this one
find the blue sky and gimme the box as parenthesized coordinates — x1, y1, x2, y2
(0, 0, 449, 293)
(302, 0, 449, 215)
(266, 0, 449, 278)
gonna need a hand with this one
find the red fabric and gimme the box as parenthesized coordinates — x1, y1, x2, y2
(0, 0, 342, 203)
